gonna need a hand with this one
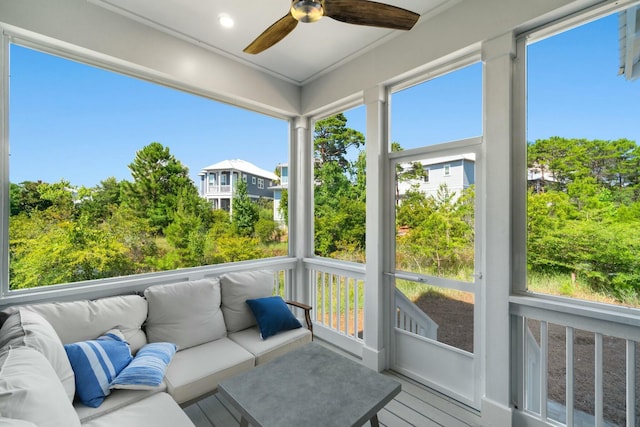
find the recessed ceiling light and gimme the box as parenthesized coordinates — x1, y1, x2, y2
(218, 13, 234, 29)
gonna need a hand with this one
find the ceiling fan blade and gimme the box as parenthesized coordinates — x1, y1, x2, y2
(243, 14, 298, 54)
(324, 0, 419, 31)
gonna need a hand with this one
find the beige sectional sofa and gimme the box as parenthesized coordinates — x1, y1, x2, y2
(0, 270, 312, 427)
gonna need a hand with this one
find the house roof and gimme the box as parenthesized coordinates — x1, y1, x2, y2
(199, 159, 278, 180)
(619, 5, 640, 81)
(399, 154, 476, 171)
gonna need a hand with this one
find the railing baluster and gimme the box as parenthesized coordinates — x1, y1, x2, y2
(540, 321, 548, 421)
(626, 340, 636, 427)
(595, 333, 603, 427)
(566, 326, 574, 427)
(345, 277, 351, 338)
(329, 274, 334, 329)
(320, 272, 327, 325)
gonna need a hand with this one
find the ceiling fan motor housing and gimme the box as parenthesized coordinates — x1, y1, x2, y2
(291, 0, 324, 23)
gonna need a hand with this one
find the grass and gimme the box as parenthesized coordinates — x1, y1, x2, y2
(527, 272, 640, 308)
(396, 279, 474, 304)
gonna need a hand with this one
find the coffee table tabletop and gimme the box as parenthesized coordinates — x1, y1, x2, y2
(218, 342, 401, 427)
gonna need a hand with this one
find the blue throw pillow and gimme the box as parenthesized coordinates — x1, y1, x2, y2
(245, 296, 302, 339)
(64, 332, 132, 408)
(110, 342, 177, 390)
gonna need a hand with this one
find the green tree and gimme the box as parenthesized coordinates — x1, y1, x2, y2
(9, 212, 137, 289)
(76, 177, 124, 223)
(9, 181, 53, 216)
(312, 114, 367, 259)
(396, 184, 475, 277)
(232, 180, 259, 237)
(122, 142, 199, 233)
(314, 113, 365, 170)
(279, 189, 288, 224)
(392, 142, 427, 203)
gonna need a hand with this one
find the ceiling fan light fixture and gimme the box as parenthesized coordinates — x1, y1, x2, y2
(291, 0, 324, 23)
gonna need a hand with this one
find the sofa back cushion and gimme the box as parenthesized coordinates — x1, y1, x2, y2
(144, 278, 226, 350)
(0, 346, 81, 427)
(0, 309, 75, 402)
(0, 418, 37, 426)
(3, 295, 148, 353)
(220, 270, 274, 333)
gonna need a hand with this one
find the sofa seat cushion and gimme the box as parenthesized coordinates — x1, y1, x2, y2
(220, 270, 274, 333)
(164, 337, 254, 404)
(80, 392, 195, 427)
(74, 384, 166, 423)
(0, 308, 75, 401)
(3, 295, 148, 353)
(228, 326, 312, 366)
(145, 278, 226, 350)
(0, 346, 81, 427)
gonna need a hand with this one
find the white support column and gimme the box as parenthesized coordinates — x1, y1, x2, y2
(362, 86, 388, 372)
(0, 34, 8, 297)
(480, 32, 515, 427)
(291, 116, 313, 305)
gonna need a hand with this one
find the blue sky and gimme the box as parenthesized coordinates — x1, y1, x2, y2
(8, 12, 639, 188)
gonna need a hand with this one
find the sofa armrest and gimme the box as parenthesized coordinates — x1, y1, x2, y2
(285, 300, 313, 337)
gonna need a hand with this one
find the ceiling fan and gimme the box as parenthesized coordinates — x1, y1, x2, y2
(244, 0, 420, 54)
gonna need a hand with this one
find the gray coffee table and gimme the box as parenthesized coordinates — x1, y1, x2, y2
(218, 342, 401, 427)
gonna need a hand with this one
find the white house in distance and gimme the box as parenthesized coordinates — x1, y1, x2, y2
(198, 159, 277, 214)
(397, 154, 476, 200)
(270, 163, 288, 223)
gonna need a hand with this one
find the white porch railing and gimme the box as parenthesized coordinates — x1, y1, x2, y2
(511, 295, 640, 427)
(303, 258, 365, 357)
(206, 184, 232, 194)
(395, 289, 438, 340)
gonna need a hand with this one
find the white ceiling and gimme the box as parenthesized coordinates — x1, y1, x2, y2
(89, 0, 455, 85)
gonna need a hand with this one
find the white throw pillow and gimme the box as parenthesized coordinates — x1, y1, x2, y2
(144, 278, 226, 350)
(4, 295, 148, 352)
(0, 346, 81, 427)
(0, 309, 75, 402)
(220, 270, 275, 333)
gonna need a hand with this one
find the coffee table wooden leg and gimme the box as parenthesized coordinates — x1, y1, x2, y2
(370, 414, 380, 427)
(240, 416, 249, 427)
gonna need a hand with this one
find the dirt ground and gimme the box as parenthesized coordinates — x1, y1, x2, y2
(414, 293, 638, 427)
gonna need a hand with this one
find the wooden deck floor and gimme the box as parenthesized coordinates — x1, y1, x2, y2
(183, 343, 481, 427)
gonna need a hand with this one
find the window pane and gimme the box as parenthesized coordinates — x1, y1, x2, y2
(526, 7, 640, 308)
(390, 63, 482, 150)
(395, 154, 475, 282)
(8, 44, 288, 290)
(395, 280, 474, 353)
(313, 107, 366, 263)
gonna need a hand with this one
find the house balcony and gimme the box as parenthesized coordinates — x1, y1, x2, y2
(204, 184, 234, 197)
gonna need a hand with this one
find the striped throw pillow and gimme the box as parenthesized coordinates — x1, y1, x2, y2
(64, 331, 132, 408)
(110, 342, 176, 390)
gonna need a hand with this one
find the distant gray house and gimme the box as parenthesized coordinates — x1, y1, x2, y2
(198, 159, 277, 214)
(397, 154, 476, 200)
